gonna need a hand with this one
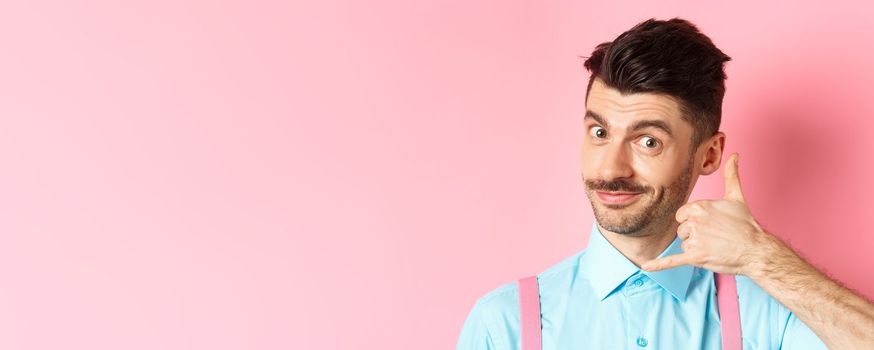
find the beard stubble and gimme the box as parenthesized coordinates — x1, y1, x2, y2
(584, 155, 695, 236)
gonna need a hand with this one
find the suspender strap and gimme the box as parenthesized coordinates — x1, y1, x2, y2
(518, 276, 542, 350)
(715, 272, 742, 350)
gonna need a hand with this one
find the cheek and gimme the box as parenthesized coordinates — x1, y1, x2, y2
(629, 156, 677, 189)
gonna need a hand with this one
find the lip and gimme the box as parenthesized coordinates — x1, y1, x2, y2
(595, 191, 643, 205)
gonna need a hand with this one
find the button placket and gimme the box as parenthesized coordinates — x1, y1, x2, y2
(626, 274, 651, 348)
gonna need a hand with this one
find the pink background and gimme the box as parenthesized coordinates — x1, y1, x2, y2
(1, 1, 873, 349)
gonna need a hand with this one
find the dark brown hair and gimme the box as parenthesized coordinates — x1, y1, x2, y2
(582, 18, 732, 149)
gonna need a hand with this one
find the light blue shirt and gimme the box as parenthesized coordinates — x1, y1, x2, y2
(456, 222, 828, 349)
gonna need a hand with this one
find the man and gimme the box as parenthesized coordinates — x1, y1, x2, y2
(456, 17, 874, 349)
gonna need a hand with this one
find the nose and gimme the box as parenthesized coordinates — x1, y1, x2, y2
(596, 141, 634, 181)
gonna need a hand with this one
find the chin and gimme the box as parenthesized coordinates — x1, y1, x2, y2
(592, 204, 654, 234)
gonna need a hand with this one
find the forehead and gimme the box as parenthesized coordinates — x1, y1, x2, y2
(586, 78, 685, 127)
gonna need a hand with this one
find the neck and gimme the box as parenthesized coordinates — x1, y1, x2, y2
(597, 219, 679, 268)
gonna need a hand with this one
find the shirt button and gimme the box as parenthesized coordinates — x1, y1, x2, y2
(633, 278, 644, 287)
(636, 336, 648, 347)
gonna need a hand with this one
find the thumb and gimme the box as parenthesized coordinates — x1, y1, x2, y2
(723, 153, 746, 202)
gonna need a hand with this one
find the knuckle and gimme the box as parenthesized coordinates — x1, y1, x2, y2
(675, 208, 688, 221)
(680, 241, 691, 251)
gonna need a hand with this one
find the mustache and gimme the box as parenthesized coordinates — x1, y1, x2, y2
(585, 178, 649, 193)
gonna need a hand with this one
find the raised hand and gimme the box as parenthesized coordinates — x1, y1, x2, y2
(641, 153, 771, 275)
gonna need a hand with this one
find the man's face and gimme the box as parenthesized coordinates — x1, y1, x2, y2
(581, 78, 699, 236)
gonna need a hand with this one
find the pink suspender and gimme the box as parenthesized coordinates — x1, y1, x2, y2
(715, 272, 742, 350)
(518, 276, 542, 350)
(517, 273, 741, 350)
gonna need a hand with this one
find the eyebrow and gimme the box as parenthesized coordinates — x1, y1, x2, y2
(584, 110, 674, 138)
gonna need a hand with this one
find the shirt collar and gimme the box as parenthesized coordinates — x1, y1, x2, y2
(579, 221, 694, 302)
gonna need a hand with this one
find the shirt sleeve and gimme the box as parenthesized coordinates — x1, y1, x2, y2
(779, 312, 828, 350)
(456, 299, 497, 350)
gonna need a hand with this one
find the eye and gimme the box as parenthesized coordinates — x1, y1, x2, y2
(637, 136, 661, 149)
(589, 126, 607, 139)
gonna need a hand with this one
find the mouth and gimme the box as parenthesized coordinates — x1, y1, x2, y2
(595, 191, 644, 206)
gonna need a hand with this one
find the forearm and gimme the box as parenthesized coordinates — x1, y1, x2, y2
(746, 233, 874, 349)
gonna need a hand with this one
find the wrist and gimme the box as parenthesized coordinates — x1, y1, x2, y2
(742, 231, 792, 281)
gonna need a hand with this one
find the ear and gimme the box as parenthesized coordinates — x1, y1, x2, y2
(697, 131, 725, 176)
